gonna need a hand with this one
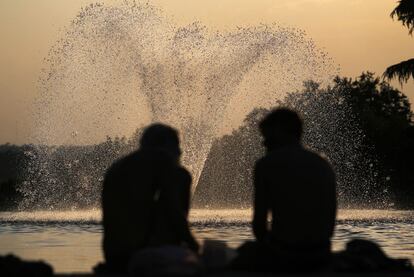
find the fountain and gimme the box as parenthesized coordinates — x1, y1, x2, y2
(20, 1, 340, 209)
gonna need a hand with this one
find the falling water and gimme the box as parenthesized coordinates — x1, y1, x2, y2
(20, 1, 337, 209)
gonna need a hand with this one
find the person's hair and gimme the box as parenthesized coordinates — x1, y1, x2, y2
(140, 123, 180, 151)
(259, 108, 303, 141)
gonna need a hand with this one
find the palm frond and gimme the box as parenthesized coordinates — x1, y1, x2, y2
(391, 0, 414, 34)
(384, 58, 414, 84)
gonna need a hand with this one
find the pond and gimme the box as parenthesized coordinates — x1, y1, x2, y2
(0, 209, 413, 273)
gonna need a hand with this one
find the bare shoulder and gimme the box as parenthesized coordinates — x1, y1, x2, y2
(175, 166, 192, 185)
(304, 148, 336, 175)
(306, 148, 332, 164)
(254, 156, 268, 170)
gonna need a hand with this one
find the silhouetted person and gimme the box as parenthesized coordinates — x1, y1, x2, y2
(101, 123, 197, 273)
(127, 162, 200, 275)
(396, 126, 414, 207)
(233, 108, 337, 272)
(149, 165, 199, 252)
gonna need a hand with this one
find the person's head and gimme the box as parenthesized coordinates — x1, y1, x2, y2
(140, 123, 181, 160)
(259, 108, 303, 150)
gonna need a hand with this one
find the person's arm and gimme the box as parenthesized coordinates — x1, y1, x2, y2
(162, 168, 199, 252)
(252, 160, 269, 243)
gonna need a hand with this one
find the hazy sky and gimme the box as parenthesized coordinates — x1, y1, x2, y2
(0, 0, 413, 144)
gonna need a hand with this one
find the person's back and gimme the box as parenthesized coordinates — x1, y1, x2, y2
(254, 144, 336, 249)
(233, 108, 337, 272)
(152, 164, 198, 248)
(150, 166, 199, 252)
(102, 124, 181, 272)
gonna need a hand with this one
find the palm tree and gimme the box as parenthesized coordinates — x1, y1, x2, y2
(384, 0, 414, 83)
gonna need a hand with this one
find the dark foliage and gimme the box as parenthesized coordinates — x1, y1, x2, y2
(0, 144, 29, 209)
(336, 73, 414, 208)
(0, 136, 139, 210)
(384, 59, 414, 84)
(385, 0, 414, 83)
(194, 73, 414, 209)
(391, 0, 414, 35)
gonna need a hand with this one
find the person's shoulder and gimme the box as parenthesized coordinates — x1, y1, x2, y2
(160, 165, 192, 190)
(304, 147, 328, 162)
(115, 151, 139, 166)
(260, 147, 292, 163)
(303, 148, 335, 171)
(176, 166, 192, 184)
(255, 156, 267, 167)
(255, 155, 274, 173)
(106, 151, 141, 173)
(119, 149, 172, 169)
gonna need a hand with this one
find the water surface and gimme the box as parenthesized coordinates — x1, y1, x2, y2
(0, 209, 413, 273)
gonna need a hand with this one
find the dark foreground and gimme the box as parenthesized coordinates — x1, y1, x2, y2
(55, 272, 414, 277)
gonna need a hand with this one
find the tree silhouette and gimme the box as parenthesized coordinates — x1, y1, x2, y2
(391, 0, 414, 34)
(194, 73, 414, 208)
(384, 0, 414, 83)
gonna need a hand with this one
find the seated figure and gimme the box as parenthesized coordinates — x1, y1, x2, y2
(233, 108, 337, 272)
(149, 164, 199, 252)
(101, 123, 197, 273)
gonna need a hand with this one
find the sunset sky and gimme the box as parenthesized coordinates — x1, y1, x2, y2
(0, 0, 413, 144)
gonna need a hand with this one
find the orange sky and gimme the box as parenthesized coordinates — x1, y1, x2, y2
(0, 0, 413, 144)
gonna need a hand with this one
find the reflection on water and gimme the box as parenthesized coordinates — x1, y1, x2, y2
(0, 209, 413, 273)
